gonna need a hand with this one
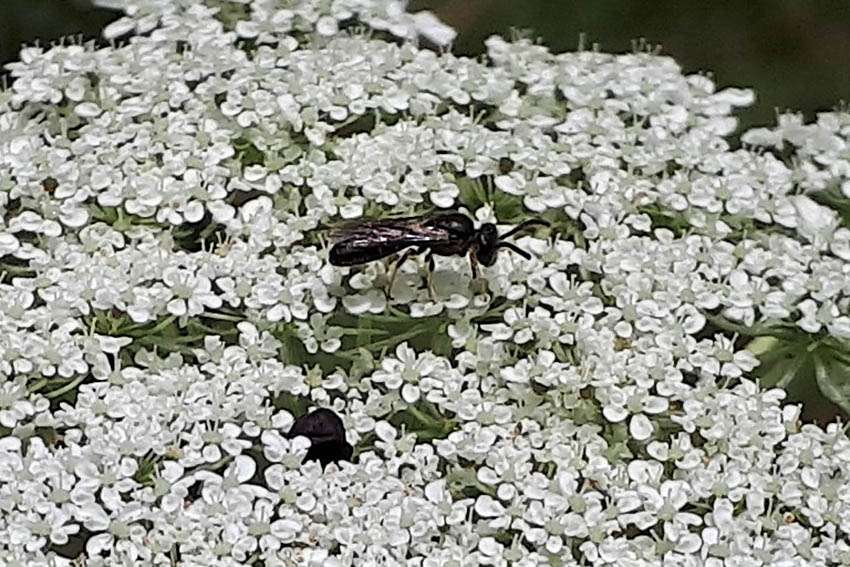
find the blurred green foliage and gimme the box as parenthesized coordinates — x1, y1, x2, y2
(414, 0, 850, 129)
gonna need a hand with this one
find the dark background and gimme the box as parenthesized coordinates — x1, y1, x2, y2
(1, 0, 849, 128)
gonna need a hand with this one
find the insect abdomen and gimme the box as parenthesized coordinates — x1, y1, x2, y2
(329, 240, 410, 266)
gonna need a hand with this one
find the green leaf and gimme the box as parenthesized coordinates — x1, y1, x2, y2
(456, 176, 488, 211)
(749, 331, 850, 420)
(491, 191, 527, 223)
(747, 335, 812, 389)
(745, 335, 779, 356)
(814, 352, 850, 417)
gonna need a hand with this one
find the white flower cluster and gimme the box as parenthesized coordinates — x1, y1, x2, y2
(2, 0, 850, 565)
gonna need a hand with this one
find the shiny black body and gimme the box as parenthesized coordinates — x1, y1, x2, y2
(328, 213, 548, 279)
(287, 408, 353, 467)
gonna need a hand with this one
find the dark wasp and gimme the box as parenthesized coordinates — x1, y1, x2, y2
(327, 212, 549, 293)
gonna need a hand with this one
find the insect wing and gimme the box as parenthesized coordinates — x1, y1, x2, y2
(328, 217, 450, 266)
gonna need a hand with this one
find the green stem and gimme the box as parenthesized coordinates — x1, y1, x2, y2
(0, 265, 36, 274)
(335, 323, 431, 357)
(329, 350, 361, 361)
(406, 403, 436, 427)
(28, 378, 48, 393)
(193, 455, 234, 473)
(188, 321, 239, 336)
(424, 400, 444, 421)
(357, 313, 411, 323)
(340, 328, 388, 336)
(122, 315, 176, 337)
(387, 304, 413, 319)
(149, 315, 177, 334)
(553, 342, 574, 363)
(199, 222, 219, 240)
(90, 206, 114, 223)
(202, 311, 245, 322)
(705, 313, 785, 338)
(136, 334, 207, 345)
(45, 375, 88, 399)
(471, 301, 514, 324)
(356, 315, 374, 350)
(472, 477, 498, 497)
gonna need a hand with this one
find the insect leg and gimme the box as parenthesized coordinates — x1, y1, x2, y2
(387, 246, 433, 296)
(497, 241, 532, 260)
(424, 250, 436, 298)
(469, 251, 479, 280)
(387, 247, 417, 296)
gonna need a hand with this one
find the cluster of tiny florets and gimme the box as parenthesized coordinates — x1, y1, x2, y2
(2, 0, 850, 565)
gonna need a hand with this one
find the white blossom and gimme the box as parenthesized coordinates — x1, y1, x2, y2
(1, 0, 850, 564)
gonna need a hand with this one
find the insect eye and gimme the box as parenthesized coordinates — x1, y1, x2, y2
(477, 224, 498, 245)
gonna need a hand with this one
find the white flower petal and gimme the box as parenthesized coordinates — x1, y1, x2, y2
(629, 414, 653, 441)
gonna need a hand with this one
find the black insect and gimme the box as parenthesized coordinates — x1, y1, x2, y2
(286, 408, 353, 468)
(327, 212, 549, 292)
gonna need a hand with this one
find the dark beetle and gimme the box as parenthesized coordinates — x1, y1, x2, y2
(327, 212, 548, 290)
(287, 408, 353, 467)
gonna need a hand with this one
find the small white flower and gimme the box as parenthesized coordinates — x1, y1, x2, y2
(163, 266, 223, 317)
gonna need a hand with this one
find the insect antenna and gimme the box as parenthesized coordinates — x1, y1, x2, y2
(496, 241, 532, 259)
(498, 219, 549, 241)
